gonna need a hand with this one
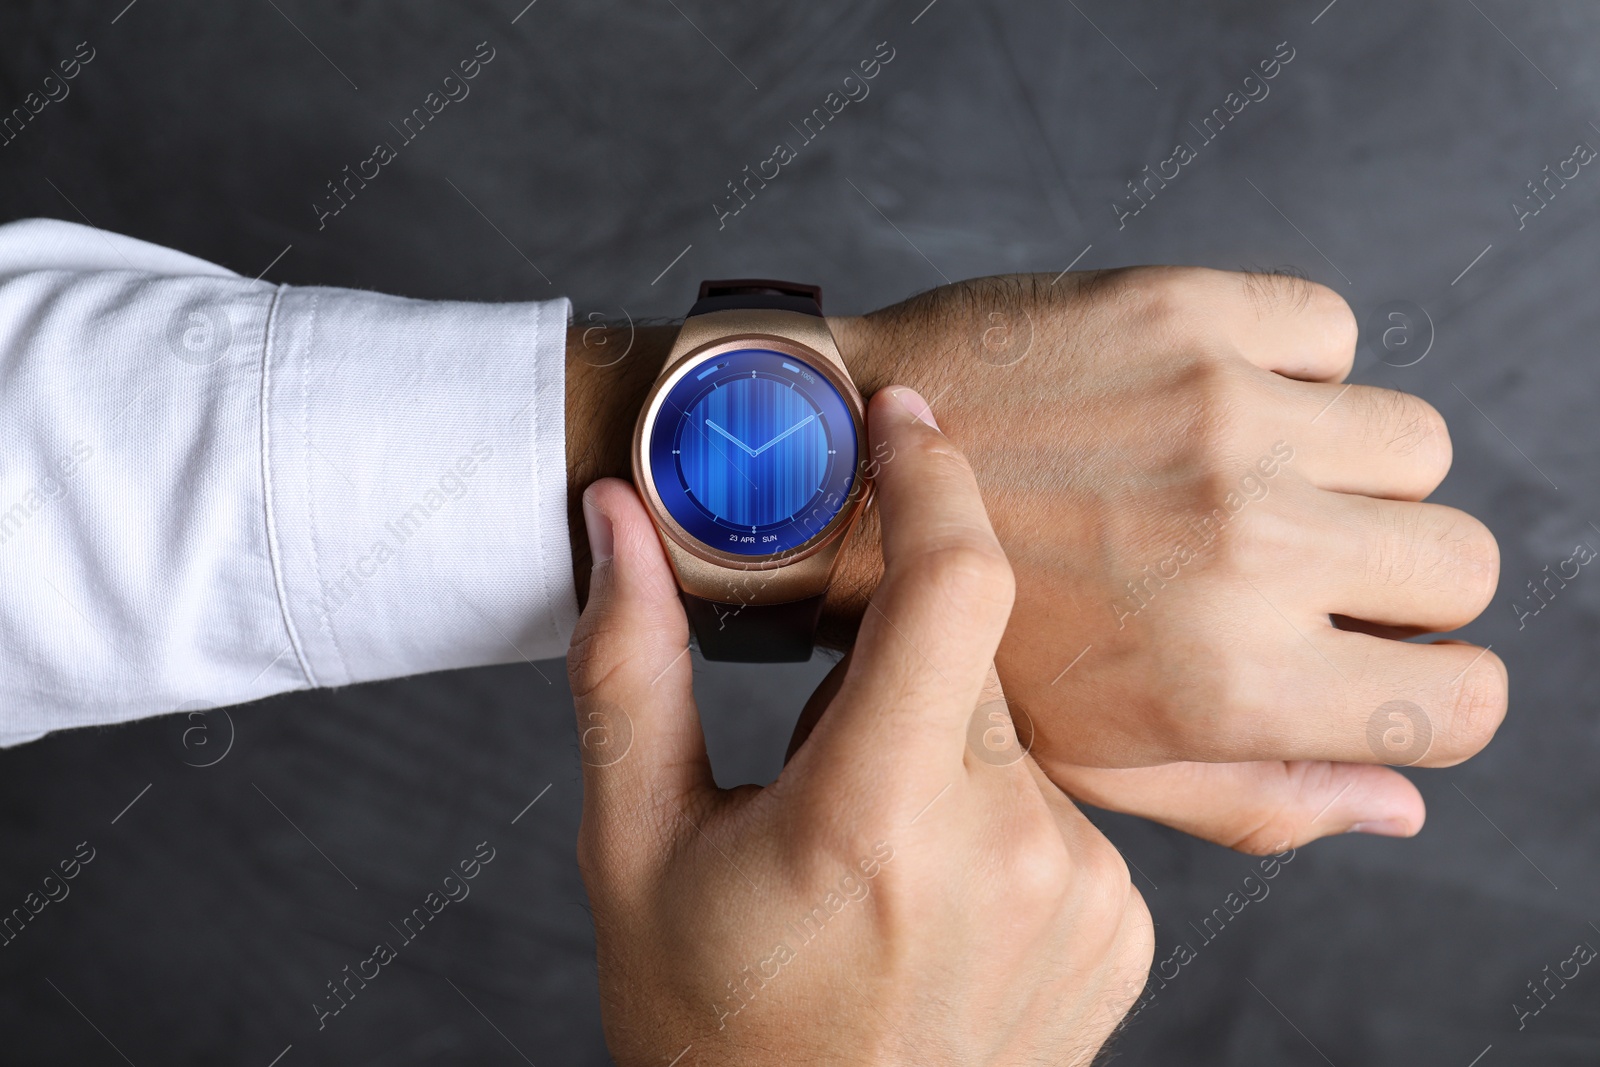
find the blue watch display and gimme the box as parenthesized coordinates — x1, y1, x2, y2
(648, 347, 858, 556)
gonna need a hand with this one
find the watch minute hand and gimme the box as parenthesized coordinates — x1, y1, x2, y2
(752, 414, 817, 456)
(703, 419, 758, 456)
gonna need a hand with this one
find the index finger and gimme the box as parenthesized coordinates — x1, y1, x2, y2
(1224, 269, 1357, 383)
(1126, 266, 1356, 382)
(822, 386, 1016, 779)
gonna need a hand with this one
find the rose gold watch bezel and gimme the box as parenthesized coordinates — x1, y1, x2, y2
(633, 333, 870, 572)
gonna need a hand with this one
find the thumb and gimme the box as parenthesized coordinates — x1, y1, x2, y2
(568, 479, 712, 849)
(1050, 760, 1425, 854)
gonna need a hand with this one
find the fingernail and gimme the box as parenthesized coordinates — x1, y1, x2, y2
(892, 387, 939, 429)
(1349, 818, 1412, 838)
(582, 492, 614, 567)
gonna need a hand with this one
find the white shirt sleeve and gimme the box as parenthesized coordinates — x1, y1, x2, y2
(0, 218, 577, 746)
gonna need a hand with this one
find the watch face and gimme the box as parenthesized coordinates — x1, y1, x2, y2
(647, 347, 859, 557)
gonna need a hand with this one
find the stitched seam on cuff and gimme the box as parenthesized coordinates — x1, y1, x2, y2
(299, 290, 351, 683)
(531, 301, 567, 648)
(260, 284, 318, 689)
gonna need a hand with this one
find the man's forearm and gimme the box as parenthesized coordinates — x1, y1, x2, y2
(0, 218, 578, 740)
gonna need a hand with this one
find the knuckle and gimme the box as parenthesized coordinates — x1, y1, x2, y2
(1238, 270, 1355, 372)
(1435, 510, 1500, 611)
(1082, 265, 1215, 334)
(1115, 885, 1157, 974)
(1079, 264, 1174, 308)
(1073, 834, 1135, 918)
(1374, 390, 1453, 483)
(1369, 506, 1499, 610)
(1264, 271, 1356, 351)
(1239, 268, 1319, 316)
(1008, 828, 1075, 906)
(1314, 283, 1359, 356)
(1139, 267, 1213, 327)
(1443, 650, 1509, 757)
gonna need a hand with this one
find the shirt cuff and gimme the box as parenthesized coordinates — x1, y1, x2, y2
(264, 286, 576, 689)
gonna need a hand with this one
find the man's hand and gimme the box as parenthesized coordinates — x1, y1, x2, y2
(569, 388, 1152, 1067)
(826, 268, 1505, 851)
(564, 266, 1506, 852)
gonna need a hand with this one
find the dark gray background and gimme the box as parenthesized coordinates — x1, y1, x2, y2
(2, 1, 1598, 1064)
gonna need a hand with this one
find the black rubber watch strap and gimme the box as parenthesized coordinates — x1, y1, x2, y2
(688, 278, 823, 318)
(682, 593, 825, 663)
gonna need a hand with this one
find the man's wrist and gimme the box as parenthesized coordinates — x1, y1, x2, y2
(561, 311, 906, 647)
(565, 322, 676, 607)
(818, 314, 902, 649)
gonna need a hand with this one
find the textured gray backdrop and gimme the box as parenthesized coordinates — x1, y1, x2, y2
(1, 1, 1598, 1064)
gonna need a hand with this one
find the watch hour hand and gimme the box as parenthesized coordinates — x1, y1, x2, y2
(752, 414, 817, 456)
(703, 419, 758, 456)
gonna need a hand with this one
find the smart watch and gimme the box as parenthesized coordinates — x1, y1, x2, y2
(631, 279, 872, 662)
